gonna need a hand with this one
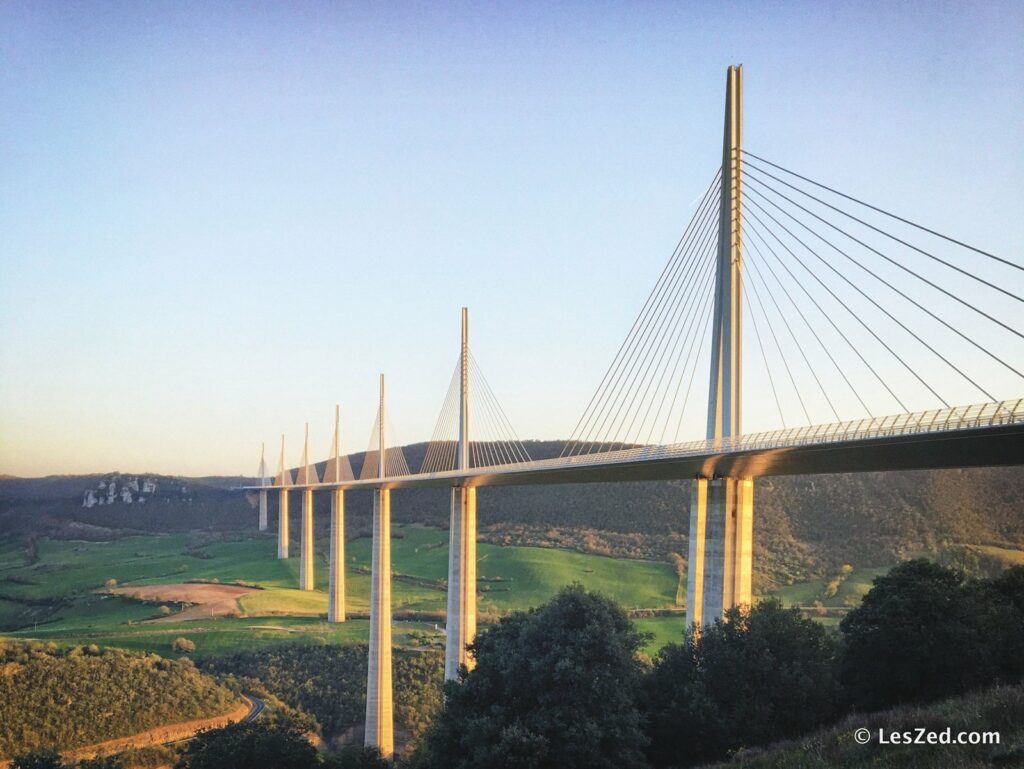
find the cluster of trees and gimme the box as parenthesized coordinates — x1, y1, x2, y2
(200, 644, 443, 743)
(408, 563, 1024, 768)
(174, 720, 387, 769)
(9, 728, 388, 769)
(0, 643, 238, 759)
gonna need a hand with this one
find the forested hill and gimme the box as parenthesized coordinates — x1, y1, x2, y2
(0, 641, 238, 758)
(2, 444, 1022, 588)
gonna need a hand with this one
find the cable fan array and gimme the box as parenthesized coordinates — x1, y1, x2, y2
(738, 150, 1022, 430)
(562, 170, 722, 457)
(421, 351, 531, 472)
(358, 406, 410, 479)
(562, 155, 1023, 456)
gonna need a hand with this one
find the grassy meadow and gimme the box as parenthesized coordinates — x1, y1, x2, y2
(6, 527, 1019, 659)
(0, 525, 684, 656)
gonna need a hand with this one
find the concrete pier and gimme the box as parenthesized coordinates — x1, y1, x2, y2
(365, 487, 393, 756)
(365, 375, 394, 757)
(445, 485, 476, 679)
(687, 477, 753, 627)
(300, 487, 314, 591)
(278, 489, 289, 559)
(328, 488, 345, 622)
(258, 442, 268, 531)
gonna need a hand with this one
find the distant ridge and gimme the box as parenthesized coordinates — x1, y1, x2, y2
(1, 445, 1022, 590)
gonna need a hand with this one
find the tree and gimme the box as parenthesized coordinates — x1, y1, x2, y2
(839, 559, 996, 711)
(174, 719, 317, 769)
(643, 599, 838, 767)
(10, 749, 63, 769)
(412, 584, 649, 769)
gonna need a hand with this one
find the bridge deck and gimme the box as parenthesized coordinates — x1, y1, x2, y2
(244, 399, 1024, 491)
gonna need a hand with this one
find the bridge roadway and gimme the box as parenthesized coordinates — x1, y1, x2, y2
(244, 399, 1024, 492)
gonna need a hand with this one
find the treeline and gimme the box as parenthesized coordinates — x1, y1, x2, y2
(0, 643, 238, 759)
(200, 645, 443, 744)
(410, 563, 1024, 768)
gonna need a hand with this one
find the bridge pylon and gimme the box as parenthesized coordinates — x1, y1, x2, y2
(365, 374, 394, 758)
(687, 64, 754, 627)
(445, 307, 477, 681)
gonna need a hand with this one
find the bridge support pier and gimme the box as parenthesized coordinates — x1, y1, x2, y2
(300, 488, 314, 591)
(258, 490, 268, 532)
(365, 488, 394, 757)
(328, 488, 345, 622)
(686, 477, 753, 627)
(277, 489, 289, 559)
(445, 485, 476, 680)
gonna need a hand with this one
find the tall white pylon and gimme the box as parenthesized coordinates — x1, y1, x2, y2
(445, 307, 477, 681)
(365, 375, 394, 757)
(257, 442, 268, 532)
(688, 64, 754, 628)
(326, 405, 350, 623)
(275, 434, 293, 559)
(297, 423, 320, 592)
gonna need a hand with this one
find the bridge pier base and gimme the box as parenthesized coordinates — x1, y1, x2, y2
(328, 488, 345, 622)
(300, 488, 314, 591)
(258, 490, 268, 531)
(277, 489, 289, 559)
(686, 477, 753, 627)
(365, 488, 394, 757)
(445, 485, 477, 681)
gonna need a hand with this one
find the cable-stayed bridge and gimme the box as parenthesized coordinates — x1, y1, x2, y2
(244, 67, 1024, 756)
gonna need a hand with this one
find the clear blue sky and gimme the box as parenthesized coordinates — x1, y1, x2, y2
(1, 1, 1021, 476)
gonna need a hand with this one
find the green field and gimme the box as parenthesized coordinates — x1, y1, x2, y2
(0, 525, 682, 655)
(11, 528, 1006, 658)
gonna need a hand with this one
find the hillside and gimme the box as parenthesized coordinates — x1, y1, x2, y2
(702, 683, 1024, 768)
(2, 446, 1023, 591)
(0, 641, 240, 758)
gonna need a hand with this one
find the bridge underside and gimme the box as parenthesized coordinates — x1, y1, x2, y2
(247, 422, 1024, 493)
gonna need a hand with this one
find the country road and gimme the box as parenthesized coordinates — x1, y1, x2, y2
(0, 694, 265, 768)
(162, 693, 265, 746)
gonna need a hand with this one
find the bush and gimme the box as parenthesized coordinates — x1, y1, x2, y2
(172, 638, 196, 654)
(10, 749, 64, 769)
